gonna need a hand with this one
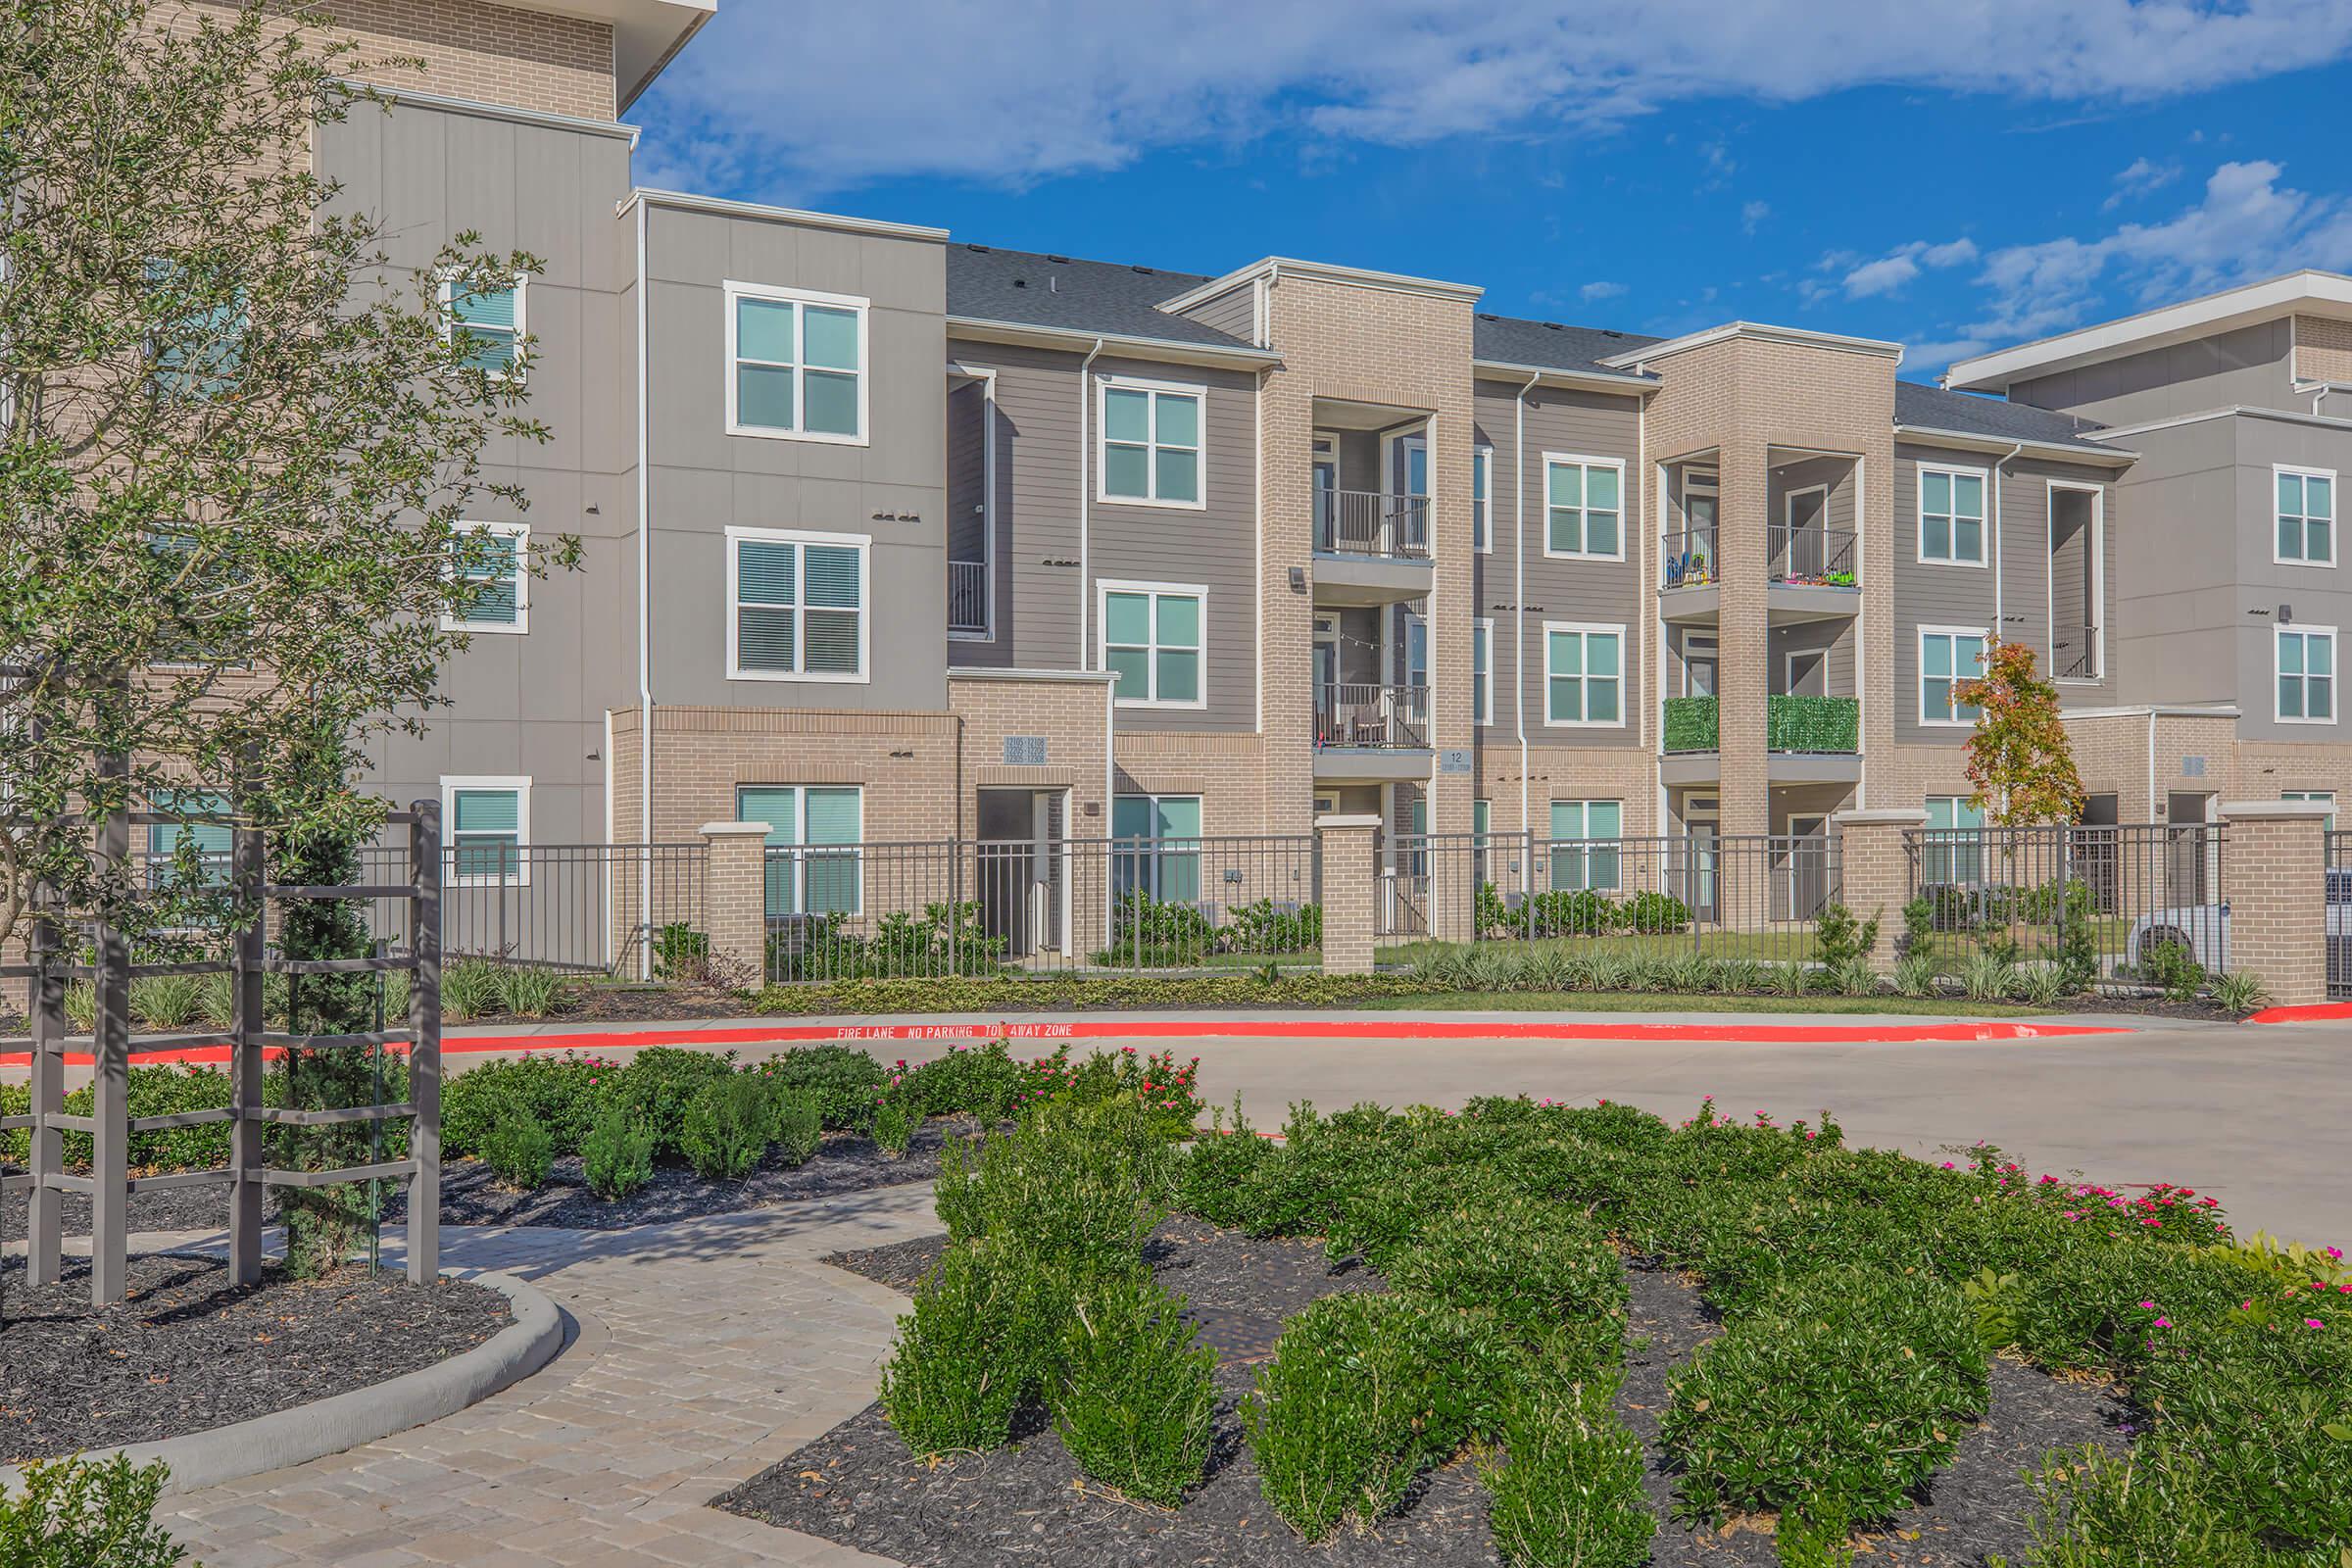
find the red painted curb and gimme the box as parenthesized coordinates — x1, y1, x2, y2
(2244, 1001, 2352, 1024)
(3, 1014, 2132, 1066)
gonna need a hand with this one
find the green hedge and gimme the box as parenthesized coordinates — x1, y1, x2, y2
(748, 972, 1425, 1015)
(1765, 694, 1859, 754)
(1661, 695, 1718, 754)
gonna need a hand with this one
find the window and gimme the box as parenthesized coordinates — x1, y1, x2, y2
(1402, 610, 1428, 689)
(1917, 466, 1987, 565)
(1923, 795, 1984, 884)
(1472, 446, 1494, 553)
(2282, 790, 2338, 832)
(1544, 622, 1624, 727)
(1919, 627, 1988, 726)
(738, 785, 862, 916)
(145, 527, 245, 668)
(1101, 581, 1204, 708)
(1473, 618, 1494, 726)
(148, 261, 244, 400)
(146, 789, 231, 888)
(2278, 626, 2337, 724)
(1544, 456, 1624, 559)
(727, 527, 868, 681)
(1548, 800, 1622, 891)
(724, 281, 867, 443)
(440, 270, 524, 378)
(1100, 378, 1202, 507)
(444, 522, 527, 632)
(1112, 794, 1201, 904)
(2276, 466, 2336, 566)
(442, 778, 528, 885)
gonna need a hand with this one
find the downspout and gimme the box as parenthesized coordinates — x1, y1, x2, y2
(633, 194, 655, 979)
(1076, 337, 1105, 670)
(1514, 370, 1539, 838)
(2146, 709, 2158, 824)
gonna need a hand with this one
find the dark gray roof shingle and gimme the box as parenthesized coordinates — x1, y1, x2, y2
(1473, 315, 1661, 378)
(1894, 381, 2113, 448)
(945, 245, 1253, 350)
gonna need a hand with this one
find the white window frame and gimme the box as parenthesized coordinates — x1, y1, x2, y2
(1547, 799, 1625, 892)
(1098, 578, 1208, 710)
(722, 280, 871, 447)
(1542, 453, 1628, 563)
(1923, 794, 1985, 884)
(1472, 445, 1494, 554)
(724, 525, 872, 684)
(2277, 624, 2338, 726)
(1919, 624, 1989, 728)
(1473, 617, 1494, 727)
(2046, 479, 2106, 682)
(1916, 462, 1989, 567)
(441, 520, 529, 634)
(739, 784, 865, 918)
(2274, 464, 2337, 568)
(1111, 792, 1203, 904)
(1542, 620, 1628, 729)
(1096, 374, 1206, 510)
(440, 775, 531, 888)
(436, 268, 526, 382)
(2281, 789, 2338, 831)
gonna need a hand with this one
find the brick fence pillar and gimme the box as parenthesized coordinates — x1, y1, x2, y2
(701, 822, 771, 986)
(1317, 814, 1382, 976)
(1831, 808, 1929, 968)
(2219, 800, 2330, 1007)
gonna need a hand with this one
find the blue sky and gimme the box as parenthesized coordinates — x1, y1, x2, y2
(635, 1, 2352, 375)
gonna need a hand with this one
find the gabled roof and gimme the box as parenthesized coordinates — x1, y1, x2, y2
(1944, 270, 2352, 392)
(1893, 381, 2131, 460)
(945, 244, 1254, 353)
(1473, 315, 1660, 381)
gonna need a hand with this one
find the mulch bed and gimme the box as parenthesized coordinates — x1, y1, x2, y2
(0, 1118, 973, 1243)
(717, 1222, 2129, 1567)
(0, 1253, 510, 1464)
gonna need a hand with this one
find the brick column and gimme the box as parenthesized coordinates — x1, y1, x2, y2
(2219, 801, 2330, 1006)
(701, 822, 771, 985)
(1318, 814, 1382, 976)
(1832, 808, 1928, 967)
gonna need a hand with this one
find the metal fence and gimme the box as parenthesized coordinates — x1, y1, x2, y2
(360, 842, 705, 978)
(761, 833, 1321, 984)
(1906, 822, 2224, 992)
(2329, 830, 2351, 1001)
(1766, 523, 1858, 585)
(1315, 683, 1429, 750)
(1374, 831, 1843, 969)
(1316, 488, 1430, 558)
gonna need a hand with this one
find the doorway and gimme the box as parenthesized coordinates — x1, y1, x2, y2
(1783, 811, 1831, 920)
(1782, 484, 1828, 579)
(1684, 633, 1719, 698)
(1312, 431, 1340, 550)
(1680, 795, 1721, 923)
(1784, 648, 1828, 697)
(2164, 791, 2213, 906)
(975, 788, 1066, 959)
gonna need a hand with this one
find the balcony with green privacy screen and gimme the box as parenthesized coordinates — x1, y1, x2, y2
(1662, 696, 1718, 754)
(1767, 695, 1860, 753)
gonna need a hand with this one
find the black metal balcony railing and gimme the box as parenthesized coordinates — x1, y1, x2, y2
(2052, 622, 2101, 681)
(1661, 524, 1718, 589)
(1767, 524, 1858, 587)
(1316, 489, 1431, 560)
(948, 560, 987, 633)
(1315, 682, 1430, 749)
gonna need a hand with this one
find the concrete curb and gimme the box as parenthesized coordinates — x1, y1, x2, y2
(0, 1269, 564, 1498)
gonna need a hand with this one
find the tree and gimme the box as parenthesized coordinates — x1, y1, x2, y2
(1954, 638, 2085, 826)
(0, 0, 571, 947)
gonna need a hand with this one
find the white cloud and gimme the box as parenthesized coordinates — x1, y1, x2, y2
(2103, 155, 2183, 210)
(1741, 199, 1771, 235)
(1830, 237, 1980, 299)
(636, 1, 2352, 198)
(1580, 280, 1631, 302)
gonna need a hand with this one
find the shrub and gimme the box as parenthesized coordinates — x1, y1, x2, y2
(2013, 1444, 2270, 1567)
(1226, 898, 1320, 954)
(1484, 1371, 1654, 1568)
(1530, 888, 1615, 937)
(1811, 903, 1879, 971)
(1051, 1270, 1217, 1506)
(494, 964, 564, 1019)
(1242, 1293, 1507, 1541)
(580, 1104, 656, 1200)
(1892, 952, 1938, 998)
(935, 1100, 1173, 1277)
(871, 1095, 917, 1159)
(1177, 1100, 1280, 1228)
(2209, 970, 2270, 1014)
(1619, 888, 1691, 934)
(2010, 1243, 2270, 1373)
(649, 921, 710, 981)
(0, 1454, 191, 1568)
(128, 972, 209, 1030)
(2138, 934, 2205, 1000)
(680, 1073, 774, 1181)
(1961, 949, 2019, 1004)
(748, 1044, 888, 1129)
(1660, 1264, 1988, 1523)
(1385, 1195, 1626, 1347)
(442, 1053, 611, 1158)
(439, 956, 506, 1021)
(2133, 1320, 2352, 1549)
(480, 1112, 553, 1191)
(611, 1046, 737, 1157)
(768, 1088, 824, 1166)
(877, 1237, 1075, 1456)
(899, 1039, 1025, 1121)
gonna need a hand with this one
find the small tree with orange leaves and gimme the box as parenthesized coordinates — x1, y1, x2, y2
(1955, 638, 2085, 826)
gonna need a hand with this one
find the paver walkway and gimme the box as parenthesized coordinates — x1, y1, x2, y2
(150, 1185, 940, 1568)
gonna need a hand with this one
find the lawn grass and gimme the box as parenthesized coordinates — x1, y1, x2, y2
(1353, 989, 2048, 1017)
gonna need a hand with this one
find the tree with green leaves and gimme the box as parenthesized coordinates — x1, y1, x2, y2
(1954, 637, 2086, 826)
(0, 0, 572, 950)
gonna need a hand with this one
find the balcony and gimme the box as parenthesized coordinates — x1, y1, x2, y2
(948, 560, 987, 635)
(1658, 523, 1861, 625)
(2052, 621, 2103, 682)
(1313, 682, 1432, 782)
(1658, 695, 1861, 786)
(1313, 489, 1434, 606)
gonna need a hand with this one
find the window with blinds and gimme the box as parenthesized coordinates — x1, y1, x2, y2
(444, 779, 528, 884)
(146, 789, 232, 888)
(447, 523, 527, 631)
(729, 528, 868, 680)
(441, 272, 523, 377)
(738, 784, 862, 916)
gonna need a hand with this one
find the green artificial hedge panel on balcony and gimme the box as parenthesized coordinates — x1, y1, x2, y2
(1767, 694, 1860, 753)
(1663, 696, 1719, 754)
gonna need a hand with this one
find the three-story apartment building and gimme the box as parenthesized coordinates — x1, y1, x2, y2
(264, 0, 2347, 956)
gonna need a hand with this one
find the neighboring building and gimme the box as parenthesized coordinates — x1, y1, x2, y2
(272, 0, 2345, 955)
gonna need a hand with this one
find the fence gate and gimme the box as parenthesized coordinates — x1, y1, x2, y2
(2329, 830, 2350, 1000)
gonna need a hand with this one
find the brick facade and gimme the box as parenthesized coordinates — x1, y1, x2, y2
(1316, 815, 1382, 974)
(2294, 316, 2352, 386)
(2219, 801, 2331, 1005)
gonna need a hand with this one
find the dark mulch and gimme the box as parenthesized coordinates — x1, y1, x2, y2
(0, 1117, 976, 1242)
(0, 1252, 510, 1464)
(719, 1225, 2130, 1568)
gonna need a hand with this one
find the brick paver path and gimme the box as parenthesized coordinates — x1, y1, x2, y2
(152, 1186, 938, 1568)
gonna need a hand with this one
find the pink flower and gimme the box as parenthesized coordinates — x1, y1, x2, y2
(2329, 1248, 2345, 1261)
(2153, 1318, 2172, 1329)
(2306, 1318, 2326, 1330)
(2139, 1300, 2157, 1310)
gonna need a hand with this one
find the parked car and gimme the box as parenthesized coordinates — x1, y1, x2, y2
(2124, 868, 2352, 975)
